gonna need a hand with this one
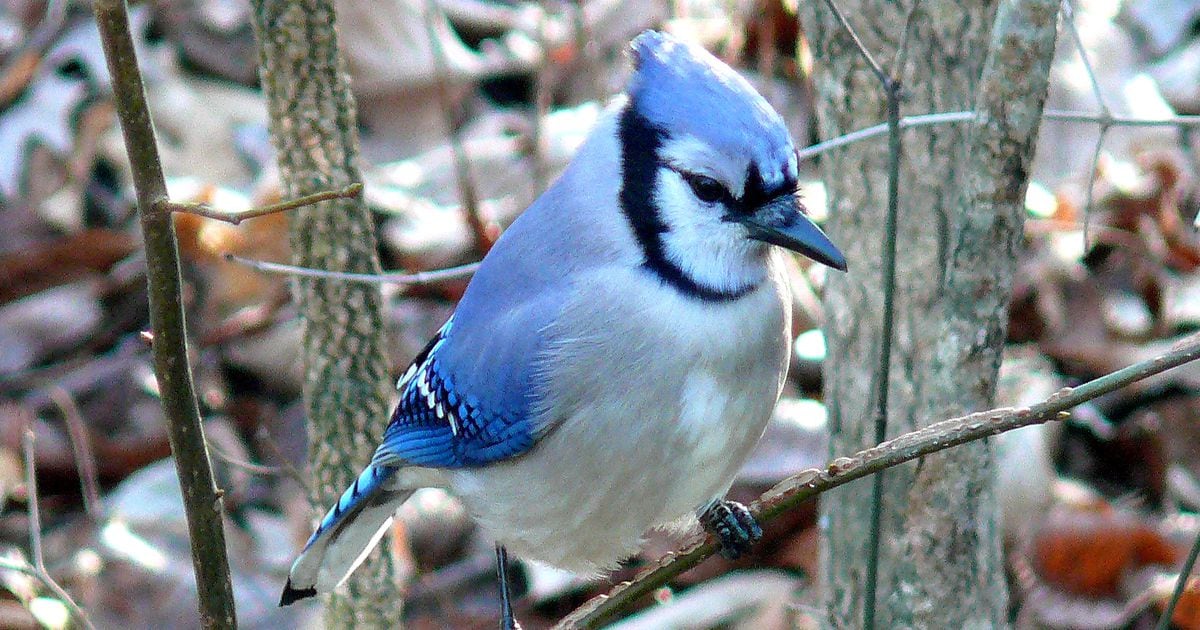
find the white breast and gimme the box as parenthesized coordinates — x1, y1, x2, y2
(448, 256, 792, 573)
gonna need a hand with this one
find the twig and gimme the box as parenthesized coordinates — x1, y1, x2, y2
(1080, 124, 1109, 246)
(1058, 0, 1113, 249)
(207, 439, 286, 477)
(24, 433, 45, 590)
(0, 557, 41, 580)
(93, 1, 237, 627)
(1156, 527, 1200, 630)
(47, 387, 102, 519)
(796, 110, 1200, 162)
(863, 65, 904, 630)
(893, 1, 923, 79)
(253, 426, 312, 495)
(1059, 0, 1109, 118)
(816, 0, 887, 86)
(422, 0, 494, 255)
(797, 111, 975, 160)
(1044, 110, 1200, 126)
(556, 332, 1200, 628)
(223, 253, 480, 286)
(159, 183, 363, 225)
(529, 9, 553, 193)
(21, 431, 97, 630)
(809, 2, 913, 624)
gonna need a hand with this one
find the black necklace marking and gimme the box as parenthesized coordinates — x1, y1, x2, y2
(616, 104, 755, 303)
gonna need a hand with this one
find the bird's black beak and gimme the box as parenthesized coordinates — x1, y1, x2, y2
(739, 195, 847, 271)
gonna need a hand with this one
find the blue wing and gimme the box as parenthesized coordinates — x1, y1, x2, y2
(285, 303, 555, 602)
(370, 314, 540, 468)
(369, 178, 588, 469)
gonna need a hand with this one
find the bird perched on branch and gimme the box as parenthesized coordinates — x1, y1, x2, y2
(280, 30, 847, 626)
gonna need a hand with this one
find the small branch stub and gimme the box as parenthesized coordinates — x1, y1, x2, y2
(159, 182, 364, 225)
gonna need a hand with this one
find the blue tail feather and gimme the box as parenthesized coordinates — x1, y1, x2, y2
(282, 464, 410, 604)
(304, 465, 391, 550)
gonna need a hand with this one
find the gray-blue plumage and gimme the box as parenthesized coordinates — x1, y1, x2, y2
(281, 29, 846, 606)
(628, 31, 798, 198)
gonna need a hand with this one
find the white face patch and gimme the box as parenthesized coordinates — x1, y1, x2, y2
(653, 135, 770, 294)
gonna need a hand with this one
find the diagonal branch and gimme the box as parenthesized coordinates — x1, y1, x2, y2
(556, 332, 1200, 628)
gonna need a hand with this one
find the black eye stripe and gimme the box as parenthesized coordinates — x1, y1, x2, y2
(616, 105, 753, 302)
(681, 172, 729, 204)
(667, 164, 800, 216)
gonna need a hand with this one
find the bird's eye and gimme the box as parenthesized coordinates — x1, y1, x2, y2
(682, 173, 728, 204)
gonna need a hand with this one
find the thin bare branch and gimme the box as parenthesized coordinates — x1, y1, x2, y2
(93, 0, 237, 626)
(47, 387, 102, 519)
(805, 2, 915, 623)
(253, 426, 312, 495)
(863, 47, 906, 630)
(1059, 0, 1109, 117)
(423, 0, 494, 255)
(24, 433, 45, 576)
(1044, 110, 1200, 126)
(0, 557, 40, 579)
(817, 0, 888, 86)
(223, 253, 480, 286)
(21, 431, 97, 630)
(160, 183, 363, 225)
(1156, 528, 1200, 630)
(797, 111, 975, 160)
(1081, 124, 1109, 245)
(798, 109, 1200, 162)
(557, 332, 1200, 628)
(890, 0, 923, 82)
(207, 439, 286, 477)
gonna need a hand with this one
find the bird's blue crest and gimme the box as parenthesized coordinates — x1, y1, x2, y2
(626, 31, 795, 190)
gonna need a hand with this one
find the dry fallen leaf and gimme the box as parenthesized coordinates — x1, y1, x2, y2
(1031, 499, 1178, 598)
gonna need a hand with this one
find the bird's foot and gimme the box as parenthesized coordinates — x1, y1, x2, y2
(700, 499, 762, 559)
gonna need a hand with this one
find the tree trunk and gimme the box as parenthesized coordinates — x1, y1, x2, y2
(249, 1, 402, 626)
(801, 1, 1059, 626)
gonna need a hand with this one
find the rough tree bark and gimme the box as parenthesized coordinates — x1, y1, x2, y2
(248, 1, 402, 626)
(800, 0, 1059, 626)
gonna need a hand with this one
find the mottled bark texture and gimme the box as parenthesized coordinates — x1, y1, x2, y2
(801, 0, 1059, 626)
(248, 1, 401, 626)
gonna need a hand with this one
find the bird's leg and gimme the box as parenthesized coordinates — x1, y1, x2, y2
(495, 544, 521, 630)
(700, 499, 762, 559)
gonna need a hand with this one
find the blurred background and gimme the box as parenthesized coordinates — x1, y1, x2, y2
(2, 0, 1200, 627)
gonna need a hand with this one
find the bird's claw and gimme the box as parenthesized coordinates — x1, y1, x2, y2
(701, 499, 762, 559)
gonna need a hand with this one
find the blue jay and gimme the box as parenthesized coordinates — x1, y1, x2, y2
(280, 30, 846, 619)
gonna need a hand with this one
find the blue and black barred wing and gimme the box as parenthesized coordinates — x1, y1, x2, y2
(370, 317, 537, 469)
